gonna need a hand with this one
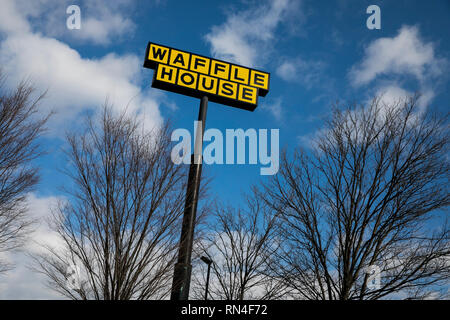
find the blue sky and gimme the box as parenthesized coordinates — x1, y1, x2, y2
(0, 0, 448, 298)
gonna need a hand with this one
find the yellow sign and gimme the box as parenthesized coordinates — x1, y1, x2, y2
(143, 42, 270, 111)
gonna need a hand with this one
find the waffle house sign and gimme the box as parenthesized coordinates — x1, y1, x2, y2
(143, 42, 270, 111)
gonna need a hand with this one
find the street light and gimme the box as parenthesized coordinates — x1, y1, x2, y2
(200, 256, 213, 300)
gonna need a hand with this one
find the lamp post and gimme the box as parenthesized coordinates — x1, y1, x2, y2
(200, 256, 213, 300)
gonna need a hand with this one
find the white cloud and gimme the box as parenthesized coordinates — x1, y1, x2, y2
(261, 97, 283, 121)
(77, 15, 134, 45)
(276, 61, 297, 81)
(0, 0, 136, 45)
(348, 25, 447, 115)
(0, 0, 31, 35)
(350, 25, 445, 87)
(0, 0, 163, 134)
(375, 85, 412, 108)
(205, 0, 302, 67)
(298, 84, 435, 152)
(297, 128, 325, 150)
(0, 32, 162, 133)
(68, 0, 136, 45)
(276, 57, 326, 89)
(374, 84, 435, 116)
(0, 194, 65, 299)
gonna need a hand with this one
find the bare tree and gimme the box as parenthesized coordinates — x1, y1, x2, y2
(192, 194, 285, 300)
(259, 95, 449, 300)
(32, 106, 192, 300)
(0, 74, 49, 273)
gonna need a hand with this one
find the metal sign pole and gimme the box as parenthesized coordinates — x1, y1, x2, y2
(144, 41, 270, 300)
(170, 95, 208, 300)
